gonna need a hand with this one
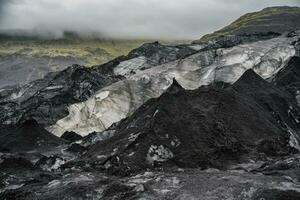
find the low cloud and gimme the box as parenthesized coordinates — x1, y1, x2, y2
(0, 0, 300, 40)
(0, 0, 10, 18)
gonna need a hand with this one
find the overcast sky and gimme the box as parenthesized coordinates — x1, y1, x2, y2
(0, 0, 300, 40)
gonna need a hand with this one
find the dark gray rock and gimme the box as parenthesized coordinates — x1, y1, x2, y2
(253, 189, 300, 200)
(0, 155, 37, 173)
(83, 69, 300, 175)
(61, 131, 83, 143)
(0, 119, 65, 152)
(66, 143, 87, 154)
(0, 42, 196, 131)
(127, 41, 196, 65)
(0, 59, 125, 127)
(274, 56, 300, 94)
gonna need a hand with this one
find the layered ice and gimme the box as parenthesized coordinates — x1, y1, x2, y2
(48, 35, 299, 136)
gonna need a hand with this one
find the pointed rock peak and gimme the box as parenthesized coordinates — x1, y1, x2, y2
(20, 119, 39, 128)
(278, 56, 300, 74)
(166, 78, 184, 94)
(71, 64, 84, 69)
(61, 131, 83, 143)
(241, 68, 262, 78)
(288, 56, 300, 65)
(233, 69, 266, 87)
(274, 56, 300, 87)
(60, 64, 85, 76)
(143, 41, 162, 48)
(152, 41, 160, 45)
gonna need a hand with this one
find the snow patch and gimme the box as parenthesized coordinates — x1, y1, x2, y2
(128, 152, 135, 157)
(47, 180, 61, 188)
(5, 184, 24, 190)
(48, 35, 298, 136)
(147, 145, 174, 165)
(95, 91, 110, 100)
(288, 129, 300, 151)
(171, 136, 181, 147)
(240, 187, 257, 198)
(153, 109, 159, 117)
(114, 56, 148, 76)
(92, 130, 115, 144)
(96, 155, 107, 159)
(188, 44, 206, 51)
(69, 175, 93, 184)
(104, 161, 112, 169)
(296, 91, 300, 106)
(45, 85, 64, 90)
(10, 90, 25, 100)
(51, 158, 65, 171)
(273, 181, 300, 192)
(128, 132, 141, 142)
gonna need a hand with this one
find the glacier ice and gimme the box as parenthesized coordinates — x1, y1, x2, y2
(48, 35, 299, 136)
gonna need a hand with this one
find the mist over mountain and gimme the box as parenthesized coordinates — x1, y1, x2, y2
(1, 0, 300, 40)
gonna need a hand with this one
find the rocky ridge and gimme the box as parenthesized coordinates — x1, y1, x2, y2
(0, 42, 195, 133)
(48, 33, 299, 136)
(80, 69, 300, 175)
(2, 61, 300, 199)
(196, 6, 300, 43)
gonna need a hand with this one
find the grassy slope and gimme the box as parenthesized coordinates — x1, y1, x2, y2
(0, 35, 189, 86)
(0, 38, 150, 67)
(196, 6, 300, 43)
(0, 37, 190, 67)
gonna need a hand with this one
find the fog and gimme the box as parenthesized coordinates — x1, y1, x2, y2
(0, 0, 300, 40)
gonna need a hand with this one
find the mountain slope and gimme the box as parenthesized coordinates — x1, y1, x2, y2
(274, 56, 300, 92)
(48, 34, 298, 136)
(0, 42, 196, 133)
(195, 6, 300, 43)
(0, 36, 152, 87)
(0, 119, 65, 152)
(83, 70, 300, 174)
(2, 58, 300, 200)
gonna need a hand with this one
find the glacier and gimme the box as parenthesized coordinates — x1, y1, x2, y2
(47, 35, 299, 136)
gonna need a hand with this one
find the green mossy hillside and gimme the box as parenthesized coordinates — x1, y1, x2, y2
(196, 6, 300, 43)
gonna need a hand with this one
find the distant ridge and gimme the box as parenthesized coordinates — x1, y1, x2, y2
(195, 6, 300, 43)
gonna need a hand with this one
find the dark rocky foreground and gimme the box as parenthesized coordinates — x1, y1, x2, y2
(0, 119, 66, 152)
(1, 57, 300, 199)
(83, 69, 300, 174)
